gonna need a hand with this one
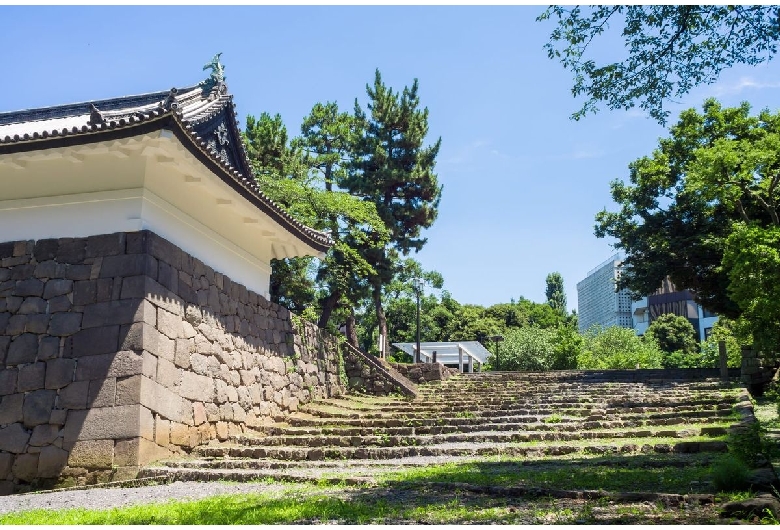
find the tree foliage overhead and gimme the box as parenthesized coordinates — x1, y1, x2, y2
(594, 99, 780, 318)
(538, 5, 780, 124)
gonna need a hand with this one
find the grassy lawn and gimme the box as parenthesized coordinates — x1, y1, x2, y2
(0, 453, 755, 525)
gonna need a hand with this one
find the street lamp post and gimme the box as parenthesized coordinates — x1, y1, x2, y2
(413, 277, 424, 363)
(491, 335, 504, 370)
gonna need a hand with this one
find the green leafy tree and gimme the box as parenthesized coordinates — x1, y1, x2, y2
(538, 5, 780, 124)
(578, 326, 663, 369)
(489, 327, 558, 372)
(723, 223, 780, 353)
(551, 324, 582, 370)
(645, 313, 698, 355)
(701, 318, 743, 368)
(545, 272, 567, 314)
(345, 70, 443, 348)
(645, 312, 703, 368)
(244, 113, 315, 312)
(594, 100, 780, 319)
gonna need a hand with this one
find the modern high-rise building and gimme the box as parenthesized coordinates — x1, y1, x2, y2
(578, 256, 720, 339)
(631, 278, 719, 341)
(576, 254, 633, 333)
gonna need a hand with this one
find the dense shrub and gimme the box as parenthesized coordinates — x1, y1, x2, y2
(578, 326, 663, 369)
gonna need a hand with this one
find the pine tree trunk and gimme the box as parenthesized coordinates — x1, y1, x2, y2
(373, 285, 388, 357)
(318, 290, 340, 329)
(346, 308, 359, 348)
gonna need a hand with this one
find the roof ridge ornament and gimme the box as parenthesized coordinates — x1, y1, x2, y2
(88, 104, 104, 125)
(159, 87, 179, 111)
(200, 53, 226, 98)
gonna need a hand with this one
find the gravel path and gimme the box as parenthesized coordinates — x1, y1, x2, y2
(0, 481, 291, 515)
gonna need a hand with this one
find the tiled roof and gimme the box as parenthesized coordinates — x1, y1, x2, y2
(0, 83, 332, 252)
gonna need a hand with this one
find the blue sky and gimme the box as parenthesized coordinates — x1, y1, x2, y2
(3, 6, 780, 312)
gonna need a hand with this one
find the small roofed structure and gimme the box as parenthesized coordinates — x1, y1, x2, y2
(392, 341, 491, 373)
(0, 55, 331, 297)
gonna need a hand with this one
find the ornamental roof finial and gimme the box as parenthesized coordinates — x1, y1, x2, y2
(200, 53, 226, 95)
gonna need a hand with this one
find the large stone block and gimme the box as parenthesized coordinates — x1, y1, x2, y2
(120, 275, 147, 300)
(56, 238, 86, 264)
(57, 380, 89, 409)
(139, 376, 186, 423)
(140, 406, 154, 441)
(74, 350, 143, 381)
(88, 378, 116, 408)
(18, 297, 46, 315)
(7, 313, 49, 335)
(68, 439, 114, 470)
(156, 358, 180, 390)
(38, 336, 61, 361)
(29, 424, 59, 446)
(115, 375, 142, 406)
(33, 239, 58, 262)
(148, 234, 182, 270)
(14, 278, 44, 297)
(43, 279, 73, 300)
(157, 308, 182, 340)
(0, 452, 11, 478)
(155, 416, 170, 446)
(0, 335, 9, 365)
(48, 312, 83, 336)
(0, 393, 23, 425)
(113, 438, 140, 467)
(48, 294, 73, 313)
(0, 423, 30, 453)
(37, 445, 69, 478)
(63, 405, 140, 443)
(69, 325, 120, 358)
(45, 358, 75, 389)
(85, 233, 126, 259)
(73, 280, 97, 306)
(180, 371, 215, 402)
(12, 453, 39, 482)
(33, 260, 57, 279)
(17, 362, 45, 392)
(81, 299, 146, 329)
(6, 333, 38, 365)
(99, 254, 156, 279)
(55, 263, 92, 281)
(23, 389, 57, 427)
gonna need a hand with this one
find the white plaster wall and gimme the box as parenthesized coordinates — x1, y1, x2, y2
(0, 189, 271, 298)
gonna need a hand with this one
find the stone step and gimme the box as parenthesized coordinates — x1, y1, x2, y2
(256, 421, 731, 439)
(294, 406, 733, 424)
(231, 426, 721, 448)
(194, 439, 729, 461)
(137, 466, 376, 486)
(284, 409, 732, 429)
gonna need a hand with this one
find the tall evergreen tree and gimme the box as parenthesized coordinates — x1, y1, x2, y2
(345, 70, 443, 352)
(545, 272, 567, 314)
(296, 102, 386, 333)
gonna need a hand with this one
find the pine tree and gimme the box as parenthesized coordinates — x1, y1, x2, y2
(545, 272, 567, 314)
(344, 70, 443, 353)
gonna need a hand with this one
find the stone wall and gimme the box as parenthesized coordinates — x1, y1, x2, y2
(343, 343, 418, 398)
(0, 231, 345, 493)
(389, 362, 459, 384)
(741, 348, 779, 395)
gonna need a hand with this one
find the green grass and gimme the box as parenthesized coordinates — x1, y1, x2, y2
(375, 455, 717, 494)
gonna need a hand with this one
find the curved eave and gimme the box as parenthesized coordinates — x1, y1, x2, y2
(0, 111, 333, 255)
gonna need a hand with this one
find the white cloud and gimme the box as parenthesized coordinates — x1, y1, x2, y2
(708, 76, 780, 97)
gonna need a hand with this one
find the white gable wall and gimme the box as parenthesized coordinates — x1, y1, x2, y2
(0, 132, 324, 299)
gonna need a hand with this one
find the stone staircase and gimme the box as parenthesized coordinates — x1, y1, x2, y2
(140, 370, 746, 485)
